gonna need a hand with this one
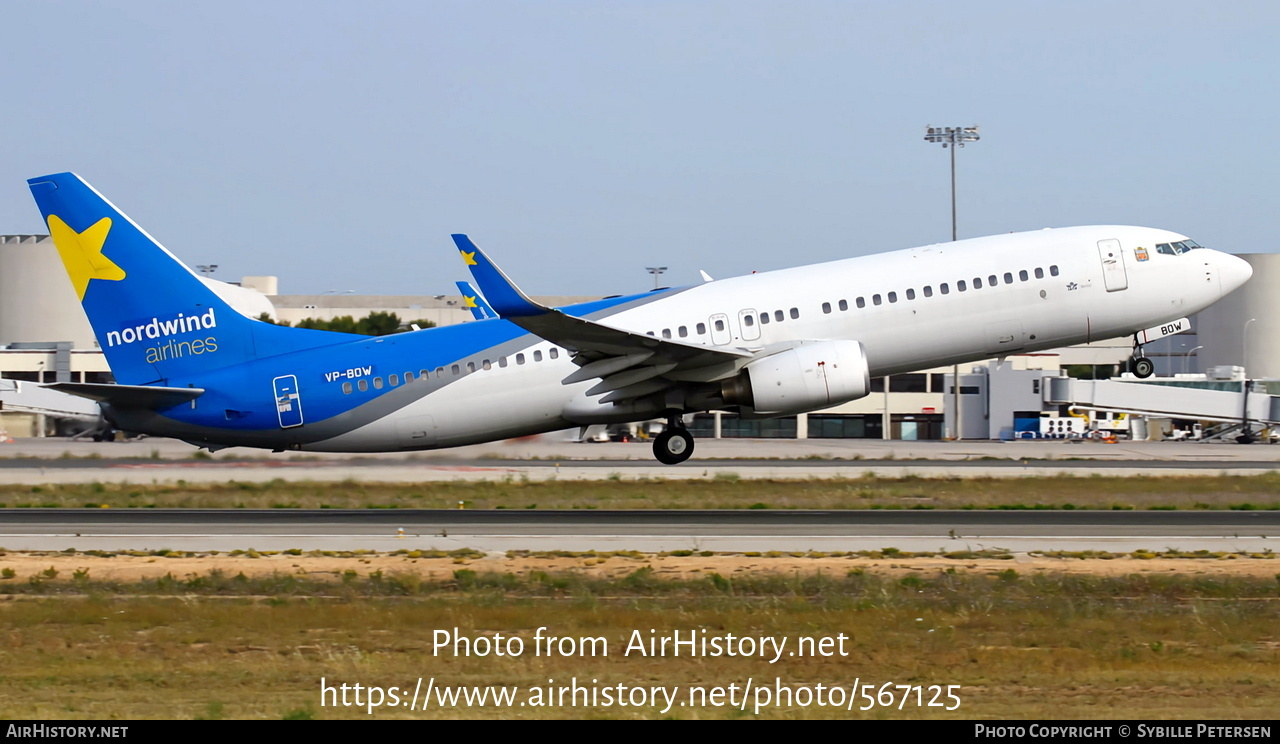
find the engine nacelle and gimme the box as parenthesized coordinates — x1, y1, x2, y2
(722, 340, 871, 415)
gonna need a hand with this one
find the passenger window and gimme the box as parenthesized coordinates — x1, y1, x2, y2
(534, 350, 543, 362)
(549, 348, 559, 360)
(451, 364, 460, 375)
(516, 354, 526, 365)
(499, 357, 508, 368)
(466, 362, 475, 373)
(482, 360, 491, 370)
(435, 367, 445, 376)
(838, 299, 848, 311)
(887, 292, 897, 303)
(940, 283, 949, 295)
(958, 280, 967, 292)
(715, 319, 726, 331)
(988, 275, 998, 286)
(405, 371, 415, 381)
(872, 294, 882, 306)
(741, 317, 753, 328)
(1050, 265, 1060, 276)
(774, 310, 784, 322)
(342, 382, 352, 394)
(1035, 267, 1044, 279)
(923, 286, 933, 298)
(760, 313, 770, 325)
(822, 302, 832, 314)
(358, 379, 368, 392)
(389, 374, 400, 386)
(973, 278, 983, 289)
(662, 328, 673, 338)
(696, 323, 707, 335)
(373, 377, 384, 389)
(906, 288, 916, 300)
(646, 331, 655, 336)
(1004, 272, 1013, 284)
(1019, 270, 1029, 281)
(678, 326, 688, 338)
(790, 308, 799, 319)
(420, 370, 429, 379)
(856, 297, 866, 308)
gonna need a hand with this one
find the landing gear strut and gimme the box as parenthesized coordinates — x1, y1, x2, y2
(652, 415, 695, 465)
(1131, 335, 1154, 379)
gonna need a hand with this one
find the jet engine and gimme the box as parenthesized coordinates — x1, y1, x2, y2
(721, 340, 871, 415)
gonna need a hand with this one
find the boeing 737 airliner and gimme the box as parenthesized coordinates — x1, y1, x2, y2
(28, 172, 1251, 463)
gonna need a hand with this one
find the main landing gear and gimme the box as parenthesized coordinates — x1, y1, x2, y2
(1130, 335, 1154, 379)
(653, 415, 695, 465)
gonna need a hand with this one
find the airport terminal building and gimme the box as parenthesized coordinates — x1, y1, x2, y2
(0, 234, 1272, 441)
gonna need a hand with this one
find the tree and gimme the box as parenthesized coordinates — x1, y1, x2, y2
(357, 311, 406, 336)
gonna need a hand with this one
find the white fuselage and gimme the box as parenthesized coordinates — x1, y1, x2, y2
(311, 226, 1249, 451)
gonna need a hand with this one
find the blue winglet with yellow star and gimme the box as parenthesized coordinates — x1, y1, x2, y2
(455, 281, 497, 320)
(451, 234, 545, 318)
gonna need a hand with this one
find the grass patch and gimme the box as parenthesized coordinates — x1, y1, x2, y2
(3, 474, 1280, 511)
(0, 569, 1276, 719)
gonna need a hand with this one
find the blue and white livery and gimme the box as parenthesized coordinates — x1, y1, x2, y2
(29, 172, 1251, 463)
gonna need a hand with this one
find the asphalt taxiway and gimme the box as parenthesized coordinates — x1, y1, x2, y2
(1, 437, 1276, 552)
(2, 508, 1276, 554)
(0, 436, 1278, 485)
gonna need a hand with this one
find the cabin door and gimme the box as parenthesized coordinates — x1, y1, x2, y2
(272, 375, 304, 428)
(1097, 239, 1128, 292)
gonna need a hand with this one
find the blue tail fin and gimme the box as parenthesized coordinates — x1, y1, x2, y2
(28, 173, 354, 385)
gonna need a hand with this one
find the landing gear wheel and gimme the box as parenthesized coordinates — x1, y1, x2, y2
(1132, 357, 1154, 379)
(653, 428, 695, 465)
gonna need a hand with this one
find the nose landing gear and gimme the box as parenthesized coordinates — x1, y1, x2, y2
(652, 414, 695, 464)
(1131, 335, 1155, 379)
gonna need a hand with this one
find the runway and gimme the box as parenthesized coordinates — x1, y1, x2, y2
(2, 508, 1277, 553)
(1, 437, 1278, 485)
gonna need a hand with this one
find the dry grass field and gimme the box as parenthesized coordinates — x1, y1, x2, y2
(2, 474, 1277, 719)
(0, 552, 1277, 720)
(2, 472, 1280, 511)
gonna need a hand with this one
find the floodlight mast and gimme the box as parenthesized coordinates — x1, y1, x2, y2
(923, 126, 979, 242)
(924, 125, 980, 440)
(646, 266, 668, 290)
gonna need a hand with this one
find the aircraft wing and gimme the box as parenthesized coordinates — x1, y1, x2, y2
(453, 235, 750, 402)
(455, 281, 497, 320)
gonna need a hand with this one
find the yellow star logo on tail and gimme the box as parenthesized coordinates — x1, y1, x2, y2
(46, 215, 125, 300)
(463, 295, 478, 308)
(460, 250, 477, 266)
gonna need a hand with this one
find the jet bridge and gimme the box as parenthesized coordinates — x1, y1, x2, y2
(0, 379, 104, 437)
(1043, 376, 1280, 440)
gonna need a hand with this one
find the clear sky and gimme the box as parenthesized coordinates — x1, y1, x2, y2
(2, 1, 1276, 296)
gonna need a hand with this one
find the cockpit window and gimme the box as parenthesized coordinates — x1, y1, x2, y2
(1155, 240, 1203, 256)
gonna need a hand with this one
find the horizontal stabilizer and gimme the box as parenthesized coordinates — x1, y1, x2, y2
(45, 382, 205, 410)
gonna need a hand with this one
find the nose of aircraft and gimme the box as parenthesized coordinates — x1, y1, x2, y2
(1216, 252, 1253, 297)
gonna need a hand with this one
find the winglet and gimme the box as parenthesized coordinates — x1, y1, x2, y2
(451, 234, 547, 318)
(455, 280, 497, 320)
